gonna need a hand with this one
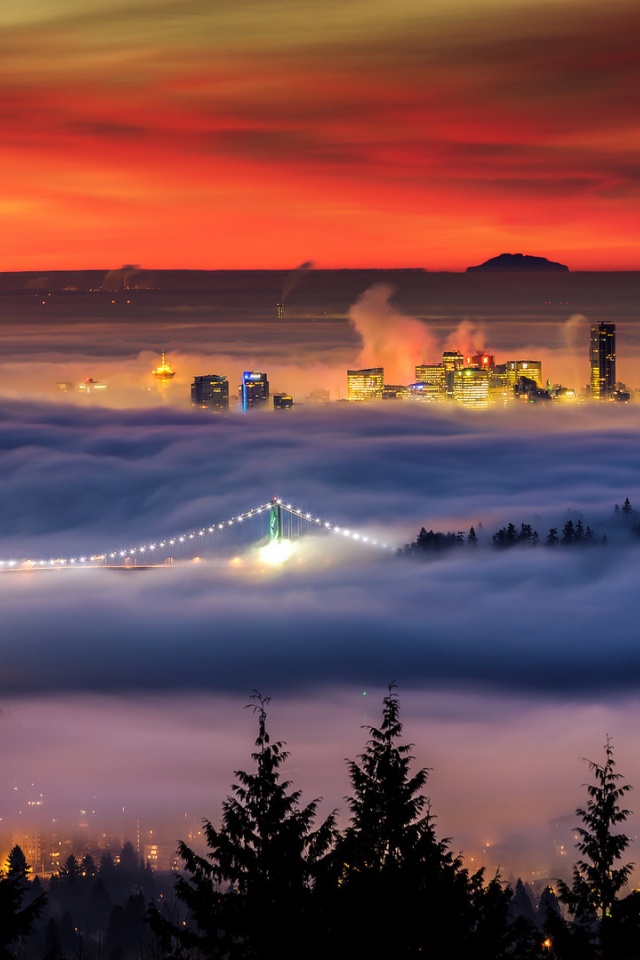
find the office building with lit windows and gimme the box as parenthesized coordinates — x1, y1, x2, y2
(191, 374, 229, 411)
(506, 360, 543, 389)
(465, 353, 495, 372)
(347, 367, 384, 401)
(453, 368, 489, 408)
(590, 322, 616, 400)
(442, 351, 464, 396)
(273, 392, 293, 409)
(240, 371, 269, 411)
(413, 363, 445, 401)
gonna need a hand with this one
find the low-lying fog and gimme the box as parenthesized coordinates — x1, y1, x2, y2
(2, 392, 640, 885)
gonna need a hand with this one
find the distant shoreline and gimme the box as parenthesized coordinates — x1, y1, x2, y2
(0, 267, 639, 295)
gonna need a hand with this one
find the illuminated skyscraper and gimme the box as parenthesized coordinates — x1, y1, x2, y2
(506, 360, 543, 389)
(191, 374, 229, 411)
(415, 363, 445, 397)
(466, 353, 495, 372)
(453, 368, 489, 408)
(412, 364, 444, 402)
(347, 367, 384, 401)
(240, 371, 269, 410)
(442, 351, 464, 397)
(590, 322, 616, 400)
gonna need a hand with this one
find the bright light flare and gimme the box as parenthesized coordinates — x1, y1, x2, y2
(258, 539, 297, 567)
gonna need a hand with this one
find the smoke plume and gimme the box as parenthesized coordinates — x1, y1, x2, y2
(348, 285, 439, 383)
(443, 319, 486, 359)
(282, 261, 313, 302)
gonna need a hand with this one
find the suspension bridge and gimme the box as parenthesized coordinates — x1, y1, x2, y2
(0, 498, 393, 572)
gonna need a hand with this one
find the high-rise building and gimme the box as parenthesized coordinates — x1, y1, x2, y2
(465, 353, 495, 372)
(506, 360, 543, 389)
(408, 382, 441, 402)
(453, 368, 489, 408)
(191, 374, 229, 411)
(442, 351, 464, 397)
(273, 392, 293, 409)
(382, 384, 408, 400)
(590, 322, 616, 400)
(240, 371, 269, 411)
(347, 367, 384, 401)
(415, 363, 445, 401)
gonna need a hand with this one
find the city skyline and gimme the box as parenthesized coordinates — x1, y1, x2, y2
(1, 1, 639, 271)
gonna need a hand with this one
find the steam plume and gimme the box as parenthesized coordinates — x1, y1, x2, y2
(282, 261, 313, 302)
(443, 319, 486, 359)
(348, 285, 439, 383)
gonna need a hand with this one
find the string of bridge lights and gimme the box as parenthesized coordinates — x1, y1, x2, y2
(280, 501, 390, 550)
(0, 498, 391, 571)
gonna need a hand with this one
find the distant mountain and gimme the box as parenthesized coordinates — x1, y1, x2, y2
(466, 253, 569, 272)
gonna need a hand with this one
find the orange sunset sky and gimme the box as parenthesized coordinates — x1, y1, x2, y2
(1, 0, 638, 271)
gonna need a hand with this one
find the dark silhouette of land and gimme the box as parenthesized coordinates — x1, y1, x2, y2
(467, 252, 569, 272)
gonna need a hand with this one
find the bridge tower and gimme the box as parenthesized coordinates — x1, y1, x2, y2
(269, 498, 282, 543)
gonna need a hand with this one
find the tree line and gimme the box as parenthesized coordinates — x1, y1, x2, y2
(0, 842, 160, 960)
(399, 497, 640, 556)
(3, 688, 639, 960)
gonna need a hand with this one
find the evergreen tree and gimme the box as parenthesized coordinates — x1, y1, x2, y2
(332, 684, 512, 959)
(468, 525, 478, 546)
(546, 527, 559, 546)
(0, 846, 46, 959)
(81, 853, 97, 879)
(49, 854, 83, 917)
(538, 884, 562, 927)
(58, 854, 81, 882)
(151, 692, 336, 960)
(558, 738, 634, 954)
(42, 918, 64, 960)
(340, 683, 436, 873)
(517, 523, 533, 544)
(510, 878, 537, 925)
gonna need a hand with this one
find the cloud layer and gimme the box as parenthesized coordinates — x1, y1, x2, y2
(2, 398, 640, 701)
